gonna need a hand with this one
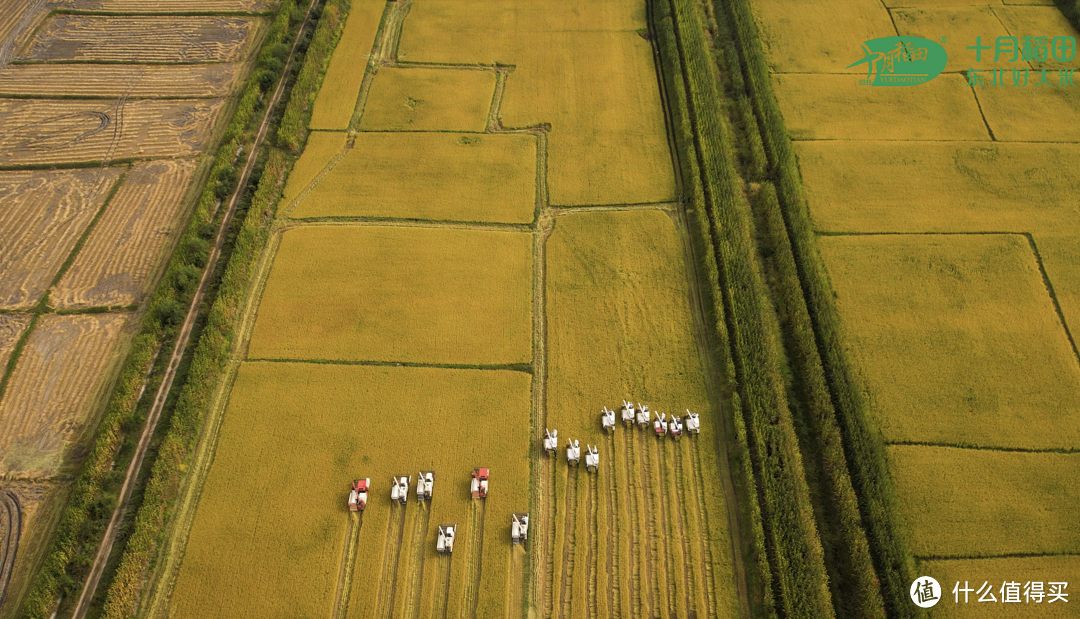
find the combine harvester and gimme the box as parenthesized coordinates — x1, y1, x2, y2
(543, 428, 559, 456)
(653, 412, 668, 437)
(348, 478, 369, 512)
(636, 403, 650, 428)
(669, 414, 683, 438)
(584, 445, 599, 473)
(566, 439, 581, 466)
(471, 468, 489, 499)
(684, 410, 700, 435)
(511, 512, 529, 544)
(437, 524, 456, 553)
(391, 475, 410, 504)
(601, 407, 615, 433)
(416, 471, 434, 501)
(621, 400, 635, 426)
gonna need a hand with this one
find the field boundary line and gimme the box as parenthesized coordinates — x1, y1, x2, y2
(281, 217, 533, 232)
(1027, 234, 1080, 367)
(916, 551, 1080, 561)
(886, 441, 1080, 455)
(245, 358, 533, 373)
(332, 512, 362, 619)
(0, 490, 21, 609)
(393, 60, 508, 72)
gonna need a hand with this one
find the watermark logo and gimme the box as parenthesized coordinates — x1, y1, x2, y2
(911, 576, 942, 608)
(848, 36, 948, 86)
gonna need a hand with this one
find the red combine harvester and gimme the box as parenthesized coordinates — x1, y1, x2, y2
(348, 478, 369, 512)
(471, 467, 489, 499)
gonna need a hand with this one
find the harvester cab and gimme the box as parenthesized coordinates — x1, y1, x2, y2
(348, 478, 369, 512)
(601, 407, 615, 433)
(543, 428, 559, 456)
(585, 444, 599, 473)
(437, 524, 456, 553)
(636, 403, 650, 428)
(391, 475, 410, 504)
(512, 512, 529, 544)
(417, 471, 434, 501)
(654, 412, 668, 437)
(685, 410, 700, 435)
(621, 400, 635, 426)
(566, 439, 580, 465)
(470, 467, 489, 499)
(669, 414, 683, 438)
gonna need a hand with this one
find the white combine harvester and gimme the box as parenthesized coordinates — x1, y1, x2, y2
(621, 400, 635, 426)
(669, 414, 683, 438)
(584, 445, 599, 473)
(348, 478, 369, 512)
(566, 439, 581, 465)
(391, 475, 410, 504)
(601, 407, 615, 433)
(684, 410, 700, 435)
(636, 403, 650, 428)
(653, 412, 668, 437)
(512, 512, 529, 544)
(543, 428, 559, 456)
(471, 468, 489, 499)
(437, 524, 456, 554)
(416, 471, 434, 501)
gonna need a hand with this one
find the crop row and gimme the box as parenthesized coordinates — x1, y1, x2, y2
(651, 0, 837, 617)
(13, 0, 310, 616)
(695, 0, 923, 615)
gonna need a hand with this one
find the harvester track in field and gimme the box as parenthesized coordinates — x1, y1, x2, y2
(508, 543, 526, 619)
(636, 429, 662, 618)
(542, 455, 557, 618)
(376, 504, 408, 618)
(651, 437, 675, 618)
(689, 440, 718, 618)
(665, 440, 695, 617)
(332, 511, 363, 619)
(624, 427, 647, 618)
(402, 502, 430, 619)
(558, 464, 579, 619)
(0, 490, 20, 608)
(604, 432, 620, 618)
(462, 498, 487, 619)
(586, 471, 599, 619)
(430, 553, 452, 619)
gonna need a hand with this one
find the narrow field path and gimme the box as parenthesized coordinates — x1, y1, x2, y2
(66, 2, 320, 615)
(376, 504, 408, 618)
(332, 512, 363, 619)
(0, 490, 20, 606)
(558, 465, 579, 619)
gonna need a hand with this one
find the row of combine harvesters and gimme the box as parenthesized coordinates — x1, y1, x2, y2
(543, 403, 701, 470)
(346, 468, 529, 553)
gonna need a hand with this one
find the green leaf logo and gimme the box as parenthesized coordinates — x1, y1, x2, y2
(848, 36, 948, 86)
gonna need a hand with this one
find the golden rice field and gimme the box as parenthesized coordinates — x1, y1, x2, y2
(545, 210, 739, 619)
(819, 234, 1080, 450)
(922, 556, 1080, 619)
(0, 63, 241, 98)
(18, 16, 259, 63)
(749, 0, 894, 73)
(892, 7, 1018, 72)
(308, 0, 383, 130)
(889, 446, 1080, 557)
(288, 132, 536, 224)
(0, 98, 225, 165)
(794, 142, 1080, 234)
(398, 0, 674, 206)
(359, 67, 495, 133)
(973, 86, 1080, 142)
(168, 363, 530, 619)
(53, 159, 198, 308)
(0, 167, 122, 309)
(0, 313, 130, 478)
(278, 130, 347, 206)
(247, 226, 533, 366)
(772, 74, 988, 141)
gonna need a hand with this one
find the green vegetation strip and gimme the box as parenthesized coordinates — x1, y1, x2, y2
(653, 1, 835, 618)
(14, 3, 311, 618)
(714, 0, 920, 615)
(97, 1, 351, 617)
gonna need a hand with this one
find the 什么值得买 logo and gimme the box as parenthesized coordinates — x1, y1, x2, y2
(848, 36, 948, 86)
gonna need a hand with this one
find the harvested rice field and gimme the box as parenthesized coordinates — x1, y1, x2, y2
(287, 132, 536, 223)
(0, 167, 122, 309)
(0, 313, 131, 478)
(0, 98, 225, 165)
(0, 315, 31, 370)
(63, 0, 277, 10)
(247, 226, 533, 366)
(52, 159, 198, 308)
(17, 16, 260, 63)
(0, 63, 241, 98)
